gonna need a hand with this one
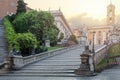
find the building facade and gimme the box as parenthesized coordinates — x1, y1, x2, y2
(73, 27, 87, 45)
(87, 1, 117, 46)
(87, 26, 111, 45)
(50, 9, 73, 42)
(0, 0, 72, 42)
(0, 0, 32, 19)
(0, 0, 17, 19)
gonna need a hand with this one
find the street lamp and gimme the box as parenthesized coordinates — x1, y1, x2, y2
(92, 31, 95, 53)
(91, 31, 95, 72)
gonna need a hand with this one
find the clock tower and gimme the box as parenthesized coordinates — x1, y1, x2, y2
(107, 0, 115, 25)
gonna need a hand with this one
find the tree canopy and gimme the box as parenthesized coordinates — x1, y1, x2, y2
(13, 10, 59, 46)
(68, 35, 78, 44)
(16, 0, 27, 14)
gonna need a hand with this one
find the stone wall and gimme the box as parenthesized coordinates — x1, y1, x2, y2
(94, 43, 111, 65)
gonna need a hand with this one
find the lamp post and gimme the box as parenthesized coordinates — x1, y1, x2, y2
(92, 31, 95, 72)
(92, 31, 95, 53)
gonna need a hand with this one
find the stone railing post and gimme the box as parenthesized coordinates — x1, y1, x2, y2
(4, 55, 14, 70)
(74, 46, 96, 76)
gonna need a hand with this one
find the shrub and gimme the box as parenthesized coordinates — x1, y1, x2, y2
(68, 35, 78, 44)
(35, 46, 48, 54)
(16, 33, 38, 56)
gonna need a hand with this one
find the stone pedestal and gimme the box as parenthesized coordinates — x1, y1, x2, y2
(45, 40, 50, 47)
(4, 56, 14, 71)
(0, 56, 14, 74)
(74, 47, 96, 76)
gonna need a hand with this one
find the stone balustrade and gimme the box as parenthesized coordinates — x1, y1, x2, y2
(13, 45, 81, 69)
(94, 43, 111, 65)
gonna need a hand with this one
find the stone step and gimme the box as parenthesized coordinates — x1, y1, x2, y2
(18, 69, 75, 71)
(22, 67, 79, 70)
(0, 40, 6, 43)
(0, 58, 5, 63)
(0, 73, 79, 77)
(0, 31, 4, 35)
(0, 20, 3, 25)
(0, 27, 4, 29)
(0, 21, 8, 64)
(11, 70, 74, 74)
(0, 47, 8, 52)
(0, 24, 3, 26)
(0, 43, 7, 46)
(23, 63, 80, 67)
(48, 57, 80, 60)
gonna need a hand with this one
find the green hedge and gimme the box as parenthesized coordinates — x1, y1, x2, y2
(3, 17, 19, 51)
(4, 17, 38, 56)
(108, 44, 120, 58)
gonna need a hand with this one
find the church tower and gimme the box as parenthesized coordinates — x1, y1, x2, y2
(107, 0, 115, 25)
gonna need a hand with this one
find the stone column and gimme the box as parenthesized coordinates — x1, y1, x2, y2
(94, 32, 97, 45)
(89, 54, 94, 72)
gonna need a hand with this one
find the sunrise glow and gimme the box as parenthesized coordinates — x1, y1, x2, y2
(24, 0, 120, 20)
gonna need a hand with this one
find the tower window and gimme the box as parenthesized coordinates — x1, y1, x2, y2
(110, 18, 112, 20)
(109, 9, 112, 12)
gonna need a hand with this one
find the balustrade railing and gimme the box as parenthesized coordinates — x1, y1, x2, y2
(94, 43, 111, 65)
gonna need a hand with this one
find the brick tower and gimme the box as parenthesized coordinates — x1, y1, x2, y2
(107, 0, 115, 25)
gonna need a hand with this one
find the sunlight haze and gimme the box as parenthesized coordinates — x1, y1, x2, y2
(24, 0, 120, 20)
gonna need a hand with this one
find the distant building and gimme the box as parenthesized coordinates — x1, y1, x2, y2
(73, 28, 80, 40)
(87, 26, 111, 45)
(109, 26, 120, 43)
(107, 1, 115, 25)
(50, 9, 73, 42)
(0, 0, 72, 42)
(0, 0, 31, 19)
(73, 27, 87, 45)
(87, 1, 118, 46)
(0, 0, 17, 19)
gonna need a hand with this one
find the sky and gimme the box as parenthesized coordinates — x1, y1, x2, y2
(24, 0, 120, 19)
(24, 0, 120, 27)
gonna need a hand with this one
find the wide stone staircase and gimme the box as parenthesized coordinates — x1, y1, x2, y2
(0, 19, 8, 63)
(2, 47, 84, 77)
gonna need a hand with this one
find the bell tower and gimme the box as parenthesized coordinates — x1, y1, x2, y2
(107, 0, 115, 25)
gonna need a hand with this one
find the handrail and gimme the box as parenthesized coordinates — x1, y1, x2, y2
(94, 43, 111, 65)
(95, 45, 107, 53)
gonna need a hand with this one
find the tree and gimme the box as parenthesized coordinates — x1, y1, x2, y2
(68, 35, 78, 44)
(16, 0, 27, 14)
(29, 11, 59, 46)
(13, 10, 59, 46)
